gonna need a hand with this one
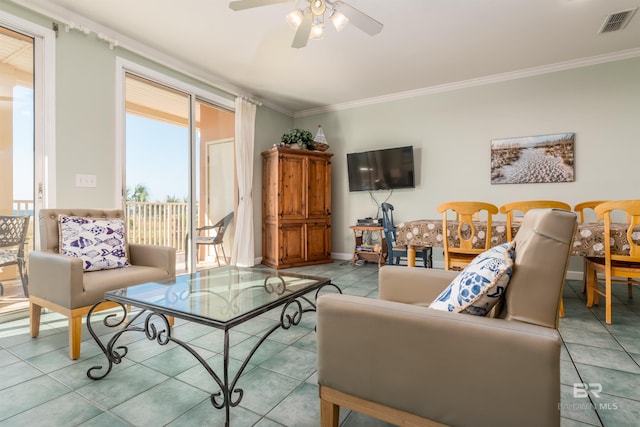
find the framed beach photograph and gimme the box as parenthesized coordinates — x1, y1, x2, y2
(490, 133, 575, 184)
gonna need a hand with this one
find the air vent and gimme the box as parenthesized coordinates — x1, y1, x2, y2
(599, 8, 637, 33)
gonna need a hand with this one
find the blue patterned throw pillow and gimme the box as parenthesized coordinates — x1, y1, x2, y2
(429, 242, 515, 316)
(59, 215, 130, 271)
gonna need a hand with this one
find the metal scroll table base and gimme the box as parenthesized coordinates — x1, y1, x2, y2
(86, 283, 341, 427)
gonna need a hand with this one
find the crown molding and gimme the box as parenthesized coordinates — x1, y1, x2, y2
(294, 47, 640, 118)
(9, 0, 638, 119)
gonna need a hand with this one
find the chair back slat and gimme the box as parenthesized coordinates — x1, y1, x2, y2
(573, 200, 608, 223)
(596, 200, 640, 262)
(437, 201, 499, 270)
(500, 200, 571, 240)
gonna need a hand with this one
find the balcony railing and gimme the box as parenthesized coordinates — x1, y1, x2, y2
(125, 202, 191, 253)
(13, 200, 34, 216)
(10, 200, 191, 254)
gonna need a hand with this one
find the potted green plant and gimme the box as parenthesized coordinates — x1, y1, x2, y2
(281, 128, 313, 149)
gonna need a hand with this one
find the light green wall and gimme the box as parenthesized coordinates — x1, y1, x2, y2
(294, 57, 640, 271)
(55, 29, 118, 207)
(254, 107, 294, 253)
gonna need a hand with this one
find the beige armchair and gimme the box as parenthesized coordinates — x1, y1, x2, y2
(29, 209, 176, 359)
(317, 208, 577, 427)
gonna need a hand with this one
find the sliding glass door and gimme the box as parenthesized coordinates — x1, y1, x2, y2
(123, 71, 235, 273)
(0, 26, 34, 302)
(195, 100, 235, 268)
(124, 73, 190, 273)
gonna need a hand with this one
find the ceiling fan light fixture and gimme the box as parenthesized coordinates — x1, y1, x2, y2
(228, 0, 382, 48)
(286, 9, 304, 29)
(330, 10, 349, 32)
(311, 0, 327, 16)
(310, 23, 324, 40)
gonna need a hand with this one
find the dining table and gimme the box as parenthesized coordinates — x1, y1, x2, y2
(395, 219, 638, 267)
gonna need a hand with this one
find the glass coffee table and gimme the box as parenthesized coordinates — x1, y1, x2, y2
(86, 266, 341, 426)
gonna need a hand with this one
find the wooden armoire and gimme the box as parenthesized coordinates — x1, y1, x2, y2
(262, 146, 333, 268)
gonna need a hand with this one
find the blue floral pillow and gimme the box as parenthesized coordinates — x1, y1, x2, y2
(429, 242, 515, 316)
(59, 215, 130, 271)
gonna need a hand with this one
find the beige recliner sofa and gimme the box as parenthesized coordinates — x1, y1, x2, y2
(29, 209, 176, 359)
(317, 208, 577, 427)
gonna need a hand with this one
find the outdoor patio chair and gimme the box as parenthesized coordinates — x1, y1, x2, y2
(185, 211, 234, 269)
(0, 215, 30, 297)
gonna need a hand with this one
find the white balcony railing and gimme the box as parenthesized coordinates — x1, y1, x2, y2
(10, 200, 191, 254)
(13, 200, 34, 216)
(125, 202, 191, 253)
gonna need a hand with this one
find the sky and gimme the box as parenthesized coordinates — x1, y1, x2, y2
(13, 86, 34, 201)
(126, 114, 193, 202)
(491, 132, 575, 149)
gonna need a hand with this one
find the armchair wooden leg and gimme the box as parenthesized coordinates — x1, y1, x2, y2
(69, 314, 83, 360)
(559, 298, 565, 318)
(30, 300, 42, 338)
(320, 398, 340, 427)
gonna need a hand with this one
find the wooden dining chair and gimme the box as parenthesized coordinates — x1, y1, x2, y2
(574, 201, 609, 294)
(586, 200, 640, 324)
(499, 200, 572, 240)
(437, 201, 499, 271)
(574, 201, 608, 223)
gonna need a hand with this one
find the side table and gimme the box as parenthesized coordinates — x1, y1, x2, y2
(350, 225, 388, 267)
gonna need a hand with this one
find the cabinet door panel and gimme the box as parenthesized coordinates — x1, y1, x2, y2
(280, 223, 306, 264)
(280, 156, 306, 220)
(307, 222, 330, 261)
(307, 157, 331, 218)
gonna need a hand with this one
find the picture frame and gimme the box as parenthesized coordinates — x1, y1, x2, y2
(490, 133, 575, 184)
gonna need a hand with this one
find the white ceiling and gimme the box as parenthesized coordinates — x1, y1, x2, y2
(16, 0, 640, 115)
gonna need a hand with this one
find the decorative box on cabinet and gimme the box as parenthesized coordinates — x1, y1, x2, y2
(262, 146, 333, 269)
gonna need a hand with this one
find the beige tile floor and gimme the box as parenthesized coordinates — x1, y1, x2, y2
(0, 261, 639, 426)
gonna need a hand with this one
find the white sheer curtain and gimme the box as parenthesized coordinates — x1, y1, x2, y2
(230, 97, 256, 267)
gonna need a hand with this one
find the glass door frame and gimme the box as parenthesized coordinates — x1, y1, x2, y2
(115, 58, 235, 272)
(0, 10, 57, 249)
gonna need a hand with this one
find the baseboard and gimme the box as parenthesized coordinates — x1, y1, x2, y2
(332, 252, 352, 261)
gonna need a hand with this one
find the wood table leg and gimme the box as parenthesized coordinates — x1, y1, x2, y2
(407, 245, 416, 267)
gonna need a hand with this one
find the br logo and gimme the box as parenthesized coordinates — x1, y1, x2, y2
(573, 383, 602, 399)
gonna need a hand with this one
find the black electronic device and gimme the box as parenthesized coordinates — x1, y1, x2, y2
(356, 218, 382, 226)
(346, 146, 415, 192)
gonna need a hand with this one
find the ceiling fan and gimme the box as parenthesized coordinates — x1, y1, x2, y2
(229, 0, 383, 48)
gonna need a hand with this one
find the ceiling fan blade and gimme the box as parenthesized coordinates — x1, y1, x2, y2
(334, 1, 383, 35)
(291, 11, 313, 48)
(229, 0, 292, 11)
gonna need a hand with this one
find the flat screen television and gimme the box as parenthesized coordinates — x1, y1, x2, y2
(347, 146, 415, 192)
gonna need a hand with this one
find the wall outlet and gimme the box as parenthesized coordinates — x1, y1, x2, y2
(76, 174, 97, 187)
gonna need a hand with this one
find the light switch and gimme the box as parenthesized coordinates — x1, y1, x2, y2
(76, 174, 97, 187)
